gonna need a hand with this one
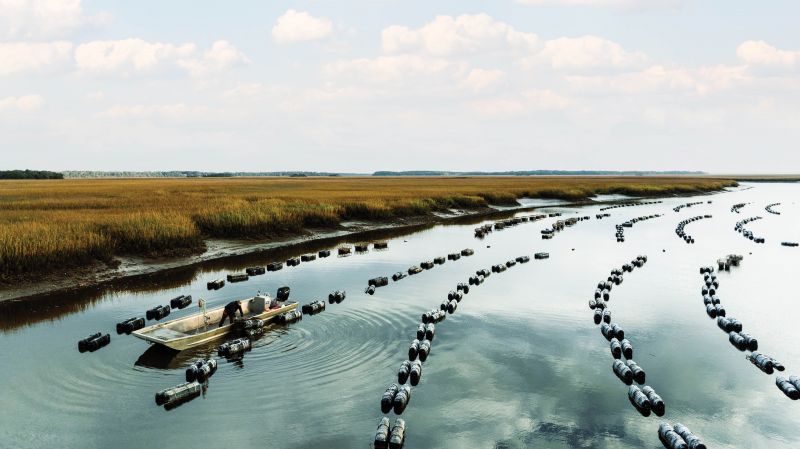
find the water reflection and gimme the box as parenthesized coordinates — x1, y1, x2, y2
(135, 345, 192, 370)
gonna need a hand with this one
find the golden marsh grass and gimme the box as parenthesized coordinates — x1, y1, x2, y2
(0, 176, 736, 278)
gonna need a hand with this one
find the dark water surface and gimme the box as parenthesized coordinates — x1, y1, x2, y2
(1, 182, 798, 449)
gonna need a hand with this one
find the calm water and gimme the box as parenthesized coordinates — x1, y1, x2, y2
(1, 182, 798, 449)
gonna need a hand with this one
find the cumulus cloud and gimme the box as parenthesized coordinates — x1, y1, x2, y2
(74, 39, 195, 75)
(272, 10, 332, 43)
(0, 38, 247, 78)
(566, 64, 750, 95)
(460, 68, 505, 91)
(514, 0, 684, 11)
(177, 40, 250, 78)
(324, 54, 466, 85)
(0, 41, 73, 75)
(74, 39, 247, 78)
(380, 15, 642, 72)
(382, 14, 538, 55)
(0, 0, 110, 39)
(737, 40, 800, 68)
(534, 35, 647, 69)
(0, 94, 45, 112)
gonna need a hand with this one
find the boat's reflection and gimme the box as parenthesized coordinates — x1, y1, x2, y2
(135, 344, 215, 370)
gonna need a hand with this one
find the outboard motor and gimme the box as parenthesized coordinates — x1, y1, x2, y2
(277, 286, 291, 301)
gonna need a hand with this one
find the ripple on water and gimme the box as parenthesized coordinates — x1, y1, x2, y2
(229, 303, 409, 382)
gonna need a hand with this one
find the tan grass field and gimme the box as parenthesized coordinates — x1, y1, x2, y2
(0, 176, 736, 278)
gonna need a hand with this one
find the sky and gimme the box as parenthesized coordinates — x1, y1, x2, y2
(1, 0, 799, 173)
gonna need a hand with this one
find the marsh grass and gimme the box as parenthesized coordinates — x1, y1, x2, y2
(0, 176, 735, 278)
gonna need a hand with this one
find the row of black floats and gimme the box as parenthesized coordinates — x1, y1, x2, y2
(731, 202, 749, 213)
(599, 200, 662, 212)
(383, 253, 540, 446)
(765, 203, 781, 215)
(700, 262, 796, 400)
(734, 216, 765, 243)
(207, 249, 336, 290)
(541, 215, 590, 240)
(142, 294, 193, 327)
(474, 213, 547, 238)
(352, 241, 389, 252)
(379, 255, 530, 448)
(403, 248, 474, 280)
(672, 201, 708, 213)
(614, 214, 661, 243)
(338, 241, 387, 256)
(699, 262, 764, 353)
(590, 256, 667, 419)
(674, 215, 712, 244)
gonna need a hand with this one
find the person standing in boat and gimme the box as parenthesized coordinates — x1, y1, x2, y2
(218, 300, 244, 327)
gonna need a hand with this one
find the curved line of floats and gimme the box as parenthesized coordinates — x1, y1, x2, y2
(375, 251, 546, 448)
(701, 257, 798, 400)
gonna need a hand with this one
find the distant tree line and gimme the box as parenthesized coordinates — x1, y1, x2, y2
(373, 170, 706, 176)
(0, 170, 63, 179)
(62, 171, 348, 178)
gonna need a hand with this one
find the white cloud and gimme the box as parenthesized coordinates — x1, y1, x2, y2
(74, 39, 247, 78)
(566, 64, 750, 95)
(696, 65, 752, 92)
(515, 0, 684, 11)
(0, 41, 73, 75)
(74, 39, 196, 75)
(737, 40, 800, 68)
(382, 14, 539, 56)
(0, 94, 45, 112)
(460, 68, 505, 91)
(272, 10, 332, 43)
(1, 38, 247, 79)
(531, 35, 647, 70)
(0, 0, 110, 39)
(324, 54, 467, 85)
(177, 40, 249, 78)
(380, 15, 642, 72)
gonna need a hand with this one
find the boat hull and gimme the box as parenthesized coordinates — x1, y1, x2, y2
(132, 298, 297, 351)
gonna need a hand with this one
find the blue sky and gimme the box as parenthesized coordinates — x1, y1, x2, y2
(1, 0, 798, 173)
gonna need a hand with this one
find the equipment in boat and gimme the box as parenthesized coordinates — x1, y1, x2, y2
(132, 294, 297, 351)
